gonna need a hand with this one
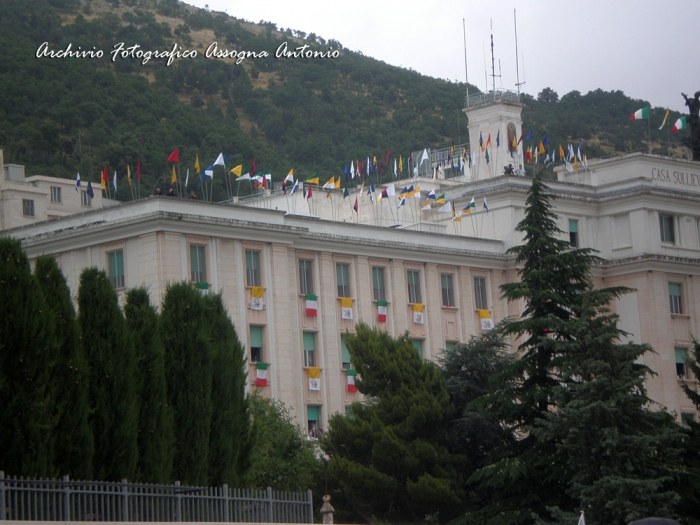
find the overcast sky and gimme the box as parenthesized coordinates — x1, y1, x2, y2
(185, 0, 700, 113)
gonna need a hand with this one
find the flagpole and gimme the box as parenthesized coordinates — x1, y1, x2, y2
(648, 109, 651, 153)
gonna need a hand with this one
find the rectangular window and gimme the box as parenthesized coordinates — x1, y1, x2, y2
(441, 273, 455, 307)
(569, 219, 579, 247)
(107, 250, 125, 289)
(340, 334, 351, 369)
(22, 199, 34, 217)
(190, 245, 207, 284)
(336, 263, 350, 298)
(50, 186, 61, 203)
(676, 347, 688, 379)
(299, 260, 313, 295)
(246, 250, 261, 287)
(307, 405, 320, 435)
(303, 332, 316, 368)
(669, 283, 682, 314)
(250, 326, 263, 363)
(345, 405, 354, 418)
(659, 214, 675, 244)
(372, 267, 386, 301)
(407, 270, 422, 304)
(474, 277, 488, 310)
(81, 190, 92, 207)
(445, 341, 457, 353)
(412, 339, 423, 358)
(681, 413, 694, 429)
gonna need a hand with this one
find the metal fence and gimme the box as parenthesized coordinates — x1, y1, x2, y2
(0, 472, 313, 523)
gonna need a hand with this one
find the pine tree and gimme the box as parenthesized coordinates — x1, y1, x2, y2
(124, 287, 174, 484)
(535, 289, 685, 525)
(35, 256, 93, 480)
(323, 324, 464, 523)
(78, 268, 139, 481)
(204, 293, 251, 487)
(0, 238, 56, 476)
(160, 283, 213, 486)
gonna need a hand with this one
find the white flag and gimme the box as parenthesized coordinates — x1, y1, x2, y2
(75, 172, 81, 192)
(213, 153, 225, 166)
(185, 168, 189, 187)
(112, 171, 117, 191)
(437, 201, 452, 213)
(386, 184, 395, 197)
(420, 148, 429, 164)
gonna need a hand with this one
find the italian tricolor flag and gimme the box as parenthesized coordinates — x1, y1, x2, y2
(347, 369, 358, 392)
(377, 300, 388, 322)
(629, 108, 648, 120)
(255, 362, 268, 387)
(672, 116, 687, 134)
(305, 294, 317, 317)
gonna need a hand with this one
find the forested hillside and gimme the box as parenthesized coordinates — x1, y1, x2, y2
(0, 0, 690, 201)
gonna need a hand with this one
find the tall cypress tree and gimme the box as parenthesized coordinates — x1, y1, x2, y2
(35, 256, 93, 480)
(124, 287, 174, 484)
(78, 268, 139, 481)
(160, 283, 213, 486)
(0, 238, 56, 476)
(205, 293, 252, 487)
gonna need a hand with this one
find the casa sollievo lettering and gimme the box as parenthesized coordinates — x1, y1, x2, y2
(651, 167, 700, 187)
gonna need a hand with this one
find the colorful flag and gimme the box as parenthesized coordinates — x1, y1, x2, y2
(341, 297, 353, 320)
(230, 165, 243, 177)
(347, 369, 358, 392)
(559, 144, 565, 161)
(251, 286, 264, 310)
(629, 108, 649, 120)
(87, 181, 94, 199)
(291, 179, 299, 194)
(659, 109, 670, 130)
(285, 169, 294, 182)
(479, 309, 494, 330)
(75, 172, 81, 192)
(452, 210, 462, 222)
(167, 148, 179, 163)
(305, 294, 317, 316)
(353, 197, 358, 213)
(496, 130, 500, 147)
(255, 362, 268, 387)
(399, 155, 403, 173)
(434, 193, 446, 205)
(396, 197, 406, 209)
(334, 177, 341, 189)
(486, 134, 491, 148)
(538, 142, 545, 155)
(483, 197, 489, 212)
(136, 159, 141, 181)
(479, 132, 484, 151)
(542, 134, 549, 146)
(377, 300, 388, 322)
(305, 174, 320, 185)
(171, 164, 177, 184)
(464, 197, 476, 214)
(420, 200, 431, 211)
(343, 187, 350, 199)
(672, 116, 687, 134)
(101, 166, 108, 190)
(485, 149, 490, 164)
(526, 129, 532, 141)
(127, 165, 132, 185)
(194, 154, 201, 175)
(413, 303, 424, 324)
(307, 184, 313, 199)
(427, 189, 436, 200)
(323, 176, 335, 189)
(205, 165, 214, 178)
(308, 367, 321, 391)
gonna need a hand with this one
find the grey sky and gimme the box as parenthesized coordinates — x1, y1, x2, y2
(186, 0, 699, 113)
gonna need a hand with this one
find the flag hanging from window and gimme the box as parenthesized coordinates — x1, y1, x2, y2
(341, 297, 353, 320)
(308, 367, 321, 391)
(377, 300, 388, 322)
(305, 294, 318, 317)
(255, 362, 268, 387)
(413, 303, 424, 324)
(251, 286, 264, 310)
(347, 369, 358, 392)
(478, 309, 494, 330)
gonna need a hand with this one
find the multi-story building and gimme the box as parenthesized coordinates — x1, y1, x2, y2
(3, 93, 699, 431)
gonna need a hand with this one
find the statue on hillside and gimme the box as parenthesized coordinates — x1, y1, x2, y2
(681, 91, 700, 161)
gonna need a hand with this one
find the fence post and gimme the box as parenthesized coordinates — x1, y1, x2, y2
(0, 471, 5, 521)
(222, 485, 229, 523)
(307, 490, 313, 524)
(266, 487, 273, 523)
(62, 476, 71, 521)
(174, 481, 182, 522)
(121, 479, 129, 522)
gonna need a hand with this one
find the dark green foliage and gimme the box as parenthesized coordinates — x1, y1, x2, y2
(35, 256, 93, 480)
(124, 287, 173, 484)
(160, 282, 213, 486)
(0, 238, 56, 476)
(78, 268, 139, 481)
(244, 391, 319, 491)
(323, 324, 463, 523)
(204, 293, 251, 487)
(535, 289, 684, 525)
(440, 328, 514, 508)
